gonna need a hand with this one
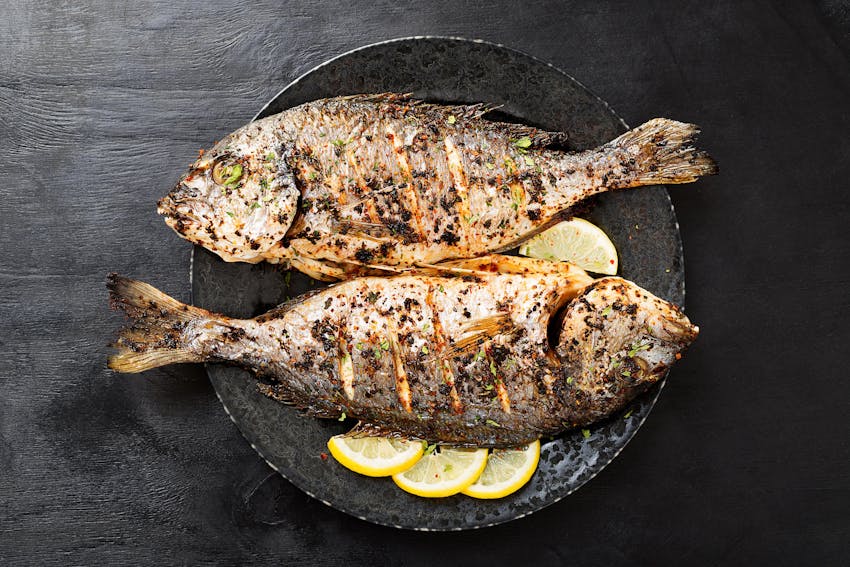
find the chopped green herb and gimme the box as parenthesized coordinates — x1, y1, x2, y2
(581, 429, 590, 439)
(366, 291, 379, 303)
(443, 463, 453, 472)
(621, 370, 631, 377)
(421, 322, 431, 332)
(438, 285, 445, 293)
(355, 342, 365, 351)
(623, 409, 633, 419)
(628, 343, 650, 357)
(524, 156, 535, 166)
(421, 345, 429, 354)
(250, 201, 261, 209)
(332, 138, 349, 148)
(513, 137, 532, 149)
(447, 115, 456, 125)
(566, 376, 573, 385)
(485, 419, 501, 428)
(424, 443, 438, 455)
(485, 162, 495, 170)
(601, 306, 613, 317)
(338, 412, 347, 422)
(265, 152, 275, 162)
(259, 177, 269, 189)
(484, 384, 494, 391)
(225, 211, 235, 218)
(307, 171, 318, 180)
(473, 350, 486, 362)
(380, 340, 390, 351)
(223, 163, 243, 185)
(318, 132, 326, 137)
(611, 361, 622, 369)
(489, 360, 497, 376)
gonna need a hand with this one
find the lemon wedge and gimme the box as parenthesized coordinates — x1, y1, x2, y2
(462, 440, 541, 499)
(392, 446, 489, 498)
(518, 218, 618, 275)
(327, 435, 425, 477)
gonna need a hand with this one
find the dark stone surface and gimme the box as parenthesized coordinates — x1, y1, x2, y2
(195, 37, 684, 531)
(1, 0, 848, 563)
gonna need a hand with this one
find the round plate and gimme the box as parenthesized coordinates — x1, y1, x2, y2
(191, 37, 684, 530)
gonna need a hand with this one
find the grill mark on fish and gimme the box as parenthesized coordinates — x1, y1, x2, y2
(443, 135, 475, 251)
(385, 320, 411, 413)
(385, 125, 426, 240)
(425, 285, 463, 414)
(487, 353, 512, 414)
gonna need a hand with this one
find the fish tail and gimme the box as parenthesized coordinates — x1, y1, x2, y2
(610, 118, 718, 185)
(107, 273, 208, 373)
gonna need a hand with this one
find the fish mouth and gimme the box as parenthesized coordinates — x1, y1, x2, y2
(158, 185, 203, 234)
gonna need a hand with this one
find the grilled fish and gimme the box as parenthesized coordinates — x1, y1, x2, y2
(107, 256, 698, 447)
(158, 93, 717, 280)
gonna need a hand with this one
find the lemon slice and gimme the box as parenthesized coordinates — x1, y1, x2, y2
(518, 218, 618, 275)
(462, 440, 541, 499)
(392, 446, 489, 498)
(327, 435, 425, 477)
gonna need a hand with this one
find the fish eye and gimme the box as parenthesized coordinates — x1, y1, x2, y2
(212, 160, 245, 187)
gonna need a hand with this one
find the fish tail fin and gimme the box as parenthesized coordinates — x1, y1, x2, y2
(610, 118, 718, 185)
(107, 273, 208, 373)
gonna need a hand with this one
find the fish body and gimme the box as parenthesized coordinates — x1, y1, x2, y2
(108, 256, 698, 447)
(159, 94, 717, 279)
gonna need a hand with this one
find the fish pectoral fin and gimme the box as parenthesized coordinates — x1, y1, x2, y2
(438, 314, 513, 359)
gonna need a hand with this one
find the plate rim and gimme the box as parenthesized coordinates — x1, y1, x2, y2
(189, 35, 685, 531)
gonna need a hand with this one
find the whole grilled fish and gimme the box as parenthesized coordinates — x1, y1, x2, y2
(107, 256, 698, 446)
(158, 93, 717, 280)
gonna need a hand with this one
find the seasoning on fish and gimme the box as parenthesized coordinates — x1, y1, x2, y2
(158, 93, 717, 280)
(107, 256, 698, 447)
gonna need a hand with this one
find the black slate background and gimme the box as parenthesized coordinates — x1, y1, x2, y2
(1, 1, 848, 564)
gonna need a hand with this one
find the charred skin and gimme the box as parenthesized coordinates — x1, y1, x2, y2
(158, 94, 717, 278)
(107, 259, 699, 447)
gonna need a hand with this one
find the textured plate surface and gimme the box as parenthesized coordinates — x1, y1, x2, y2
(192, 37, 684, 530)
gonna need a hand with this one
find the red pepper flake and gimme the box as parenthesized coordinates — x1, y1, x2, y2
(320, 452, 328, 461)
(198, 148, 205, 157)
(675, 353, 682, 360)
(609, 259, 615, 264)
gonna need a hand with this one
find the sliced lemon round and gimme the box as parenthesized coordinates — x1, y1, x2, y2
(461, 440, 541, 499)
(518, 218, 618, 275)
(392, 446, 489, 498)
(327, 435, 425, 477)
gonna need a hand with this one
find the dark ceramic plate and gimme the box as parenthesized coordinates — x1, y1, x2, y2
(191, 37, 685, 530)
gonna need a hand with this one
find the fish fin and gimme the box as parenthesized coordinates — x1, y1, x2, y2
(437, 314, 513, 359)
(609, 118, 718, 185)
(419, 255, 593, 282)
(344, 422, 419, 440)
(257, 382, 295, 404)
(337, 92, 415, 105)
(290, 255, 347, 281)
(107, 273, 207, 373)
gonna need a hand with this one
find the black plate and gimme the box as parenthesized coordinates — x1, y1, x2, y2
(191, 37, 685, 530)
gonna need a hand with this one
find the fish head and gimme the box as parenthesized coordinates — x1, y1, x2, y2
(158, 124, 299, 263)
(554, 277, 699, 419)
